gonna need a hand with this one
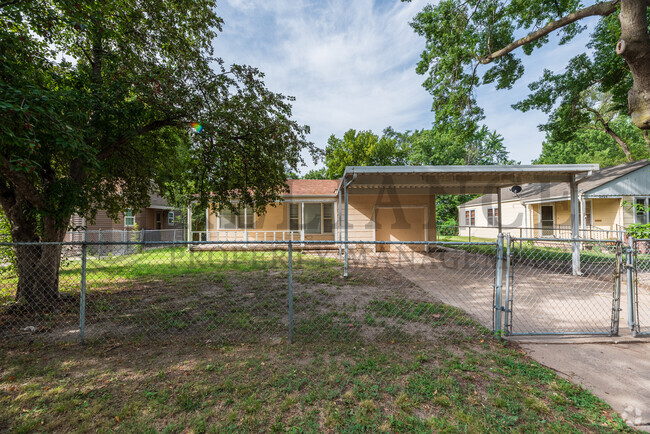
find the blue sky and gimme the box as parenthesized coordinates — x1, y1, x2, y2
(214, 0, 599, 172)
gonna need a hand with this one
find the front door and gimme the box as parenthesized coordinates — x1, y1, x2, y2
(155, 211, 163, 230)
(540, 205, 554, 236)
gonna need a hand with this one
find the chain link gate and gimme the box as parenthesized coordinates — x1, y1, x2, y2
(630, 239, 650, 337)
(502, 236, 621, 337)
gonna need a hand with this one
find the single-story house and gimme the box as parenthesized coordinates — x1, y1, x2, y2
(191, 164, 598, 258)
(457, 160, 650, 239)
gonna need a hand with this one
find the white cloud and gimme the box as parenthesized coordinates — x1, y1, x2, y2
(215, 0, 600, 169)
(216, 0, 433, 171)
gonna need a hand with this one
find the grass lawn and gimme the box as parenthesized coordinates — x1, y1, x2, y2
(0, 335, 631, 432)
(0, 246, 637, 431)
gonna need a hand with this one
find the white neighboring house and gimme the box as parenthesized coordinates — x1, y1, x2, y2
(457, 160, 650, 239)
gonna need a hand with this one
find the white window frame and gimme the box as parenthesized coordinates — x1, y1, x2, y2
(486, 207, 499, 227)
(583, 200, 593, 227)
(124, 210, 135, 227)
(634, 197, 650, 224)
(168, 211, 175, 226)
(289, 203, 300, 232)
(287, 202, 334, 234)
(217, 205, 256, 230)
(465, 209, 475, 226)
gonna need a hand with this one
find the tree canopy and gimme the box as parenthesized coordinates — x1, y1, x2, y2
(535, 115, 649, 166)
(314, 124, 512, 224)
(323, 129, 407, 179)
(409, 0, 650, 141)
(0, 0, 315, 304)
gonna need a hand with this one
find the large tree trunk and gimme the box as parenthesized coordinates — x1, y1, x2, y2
(13, 217, 67, 308)
(0, 190, 68, 308)
(617, 0, 650, 129)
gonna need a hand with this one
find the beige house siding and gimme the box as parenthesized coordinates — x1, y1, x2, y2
(591, 198, 620, 228)
(458, 200, 526, 238)
(346, 193, 436, 242)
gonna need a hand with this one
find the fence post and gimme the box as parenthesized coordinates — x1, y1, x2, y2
(79, 243, 87, 344)
(611, 241, 622, 336)
(627, 237, 637, 335)
(494, 233, 504, 337)
(503, 234, 512, 336)
(287, 240, 294, 344)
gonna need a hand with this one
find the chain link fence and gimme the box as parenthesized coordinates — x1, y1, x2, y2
(632, 239, 650, 336)
(2, 237, 645, 346)
(506, 237, 620, 336)
(0, 240, 501, 346)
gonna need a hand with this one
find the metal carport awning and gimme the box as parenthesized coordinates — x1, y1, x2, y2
(338, 164, 599, 276)
(339, 165, 598, 194)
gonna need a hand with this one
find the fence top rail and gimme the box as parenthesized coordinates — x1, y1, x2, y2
(0, 240, 498, 247)
(511, 237, 621, 244)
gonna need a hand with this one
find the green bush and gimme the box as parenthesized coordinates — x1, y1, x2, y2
(627, 223, 650, 239)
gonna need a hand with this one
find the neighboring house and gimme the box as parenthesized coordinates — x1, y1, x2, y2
(67, 192, 183, 241)
(457, 160, 650, 239)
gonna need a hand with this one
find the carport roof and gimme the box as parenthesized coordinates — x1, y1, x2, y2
(339, 164, 599, 195)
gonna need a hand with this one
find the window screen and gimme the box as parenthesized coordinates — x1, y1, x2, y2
(289, 204, 300, 231)
(323, 203, 333, 234)
(304, 203, 321, 234)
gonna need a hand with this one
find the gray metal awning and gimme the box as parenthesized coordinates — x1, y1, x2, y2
(339, 164, 599, 195)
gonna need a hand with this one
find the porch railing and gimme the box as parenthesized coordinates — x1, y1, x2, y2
(442, 225, 625, 241)
(192, 230, 304, 243)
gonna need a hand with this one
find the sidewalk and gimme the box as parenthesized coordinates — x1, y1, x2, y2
(516, 336, 650, 431)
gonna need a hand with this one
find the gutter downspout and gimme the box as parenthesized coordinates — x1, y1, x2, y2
(344, 173, 357, 278)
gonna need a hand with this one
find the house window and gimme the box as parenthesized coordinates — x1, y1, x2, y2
(124, 210, 135, 227)
(289, 204, 300, 231)
(323, 203, 333, 234)
(168, 211, 175, 225)
(292, 203, 334, 234)
(218, 205, 255, 229)
(584, 200, 592, 226)
(487, 208, 498, 226)
(465, 209, 475, 226)
(635, 197, 650, 224)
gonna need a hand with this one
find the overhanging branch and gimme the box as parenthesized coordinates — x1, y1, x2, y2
(97, 117, 185, 161)
(477, 1, 620, 64)
(0, 157, 46, 209)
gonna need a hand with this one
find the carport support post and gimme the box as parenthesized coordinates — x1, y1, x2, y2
(497, 188, 503, 234)
(570, 176, 581, 275)
(344, 179, 349, 278)
(494, 233, 504, 337)
(503, 234, 512, 336)
(79, 243, 87, 344)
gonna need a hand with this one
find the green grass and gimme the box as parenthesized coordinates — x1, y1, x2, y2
(436, 238, 627, 265)
(0, 246, 635, 431)
(0, 248, 342, 306)
(0, 338, 631, 432)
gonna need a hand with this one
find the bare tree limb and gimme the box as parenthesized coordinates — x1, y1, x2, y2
(477, 1, 620, 64)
